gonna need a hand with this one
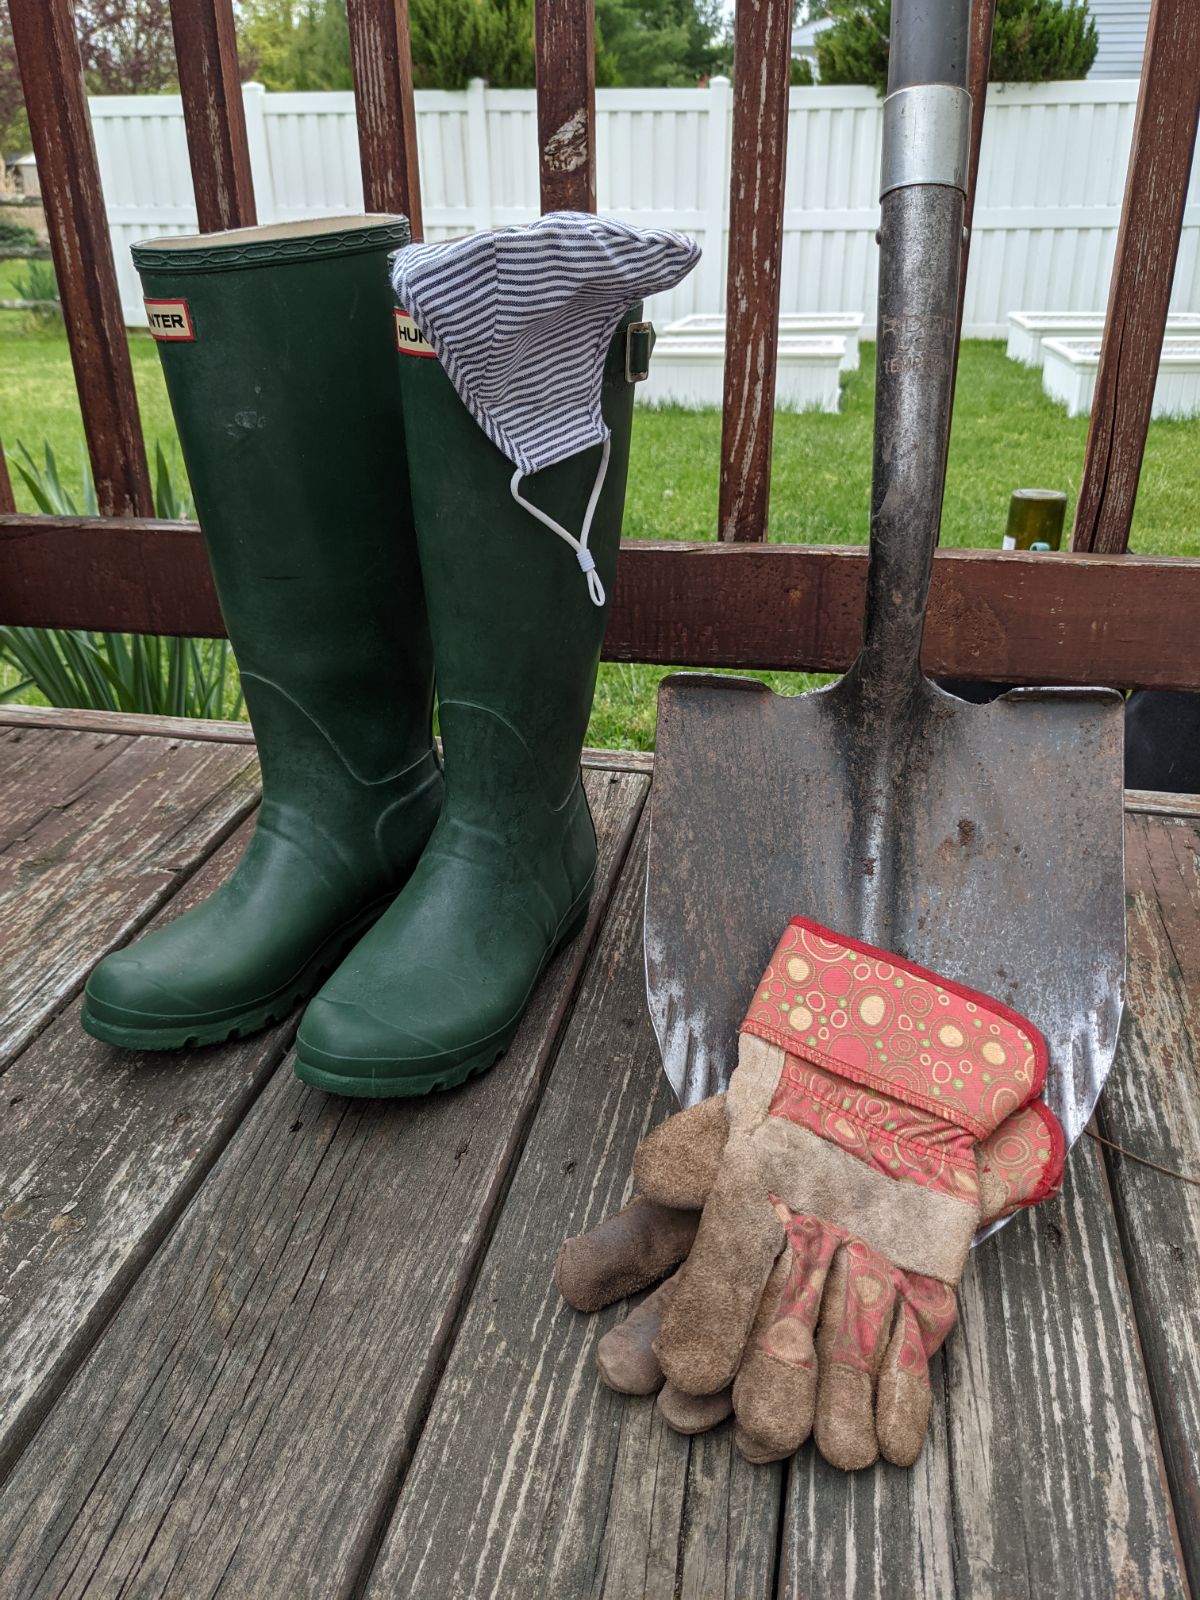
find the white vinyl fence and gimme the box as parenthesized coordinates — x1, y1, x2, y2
(89, 78, 1200, 338)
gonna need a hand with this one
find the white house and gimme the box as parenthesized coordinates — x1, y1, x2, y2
(1087, 0, 1151, 77)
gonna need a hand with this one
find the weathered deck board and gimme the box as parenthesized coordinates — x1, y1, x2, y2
(948, 1135, 1185, 1599)
(366, 819, 782, 1600)
(781, 1118, 1188, 1597)
(0, 728, 260, 1067)
(0, 818, 302, 1479)
(0, 770, 647, 1599)
(1100, 813, 1200, 1592)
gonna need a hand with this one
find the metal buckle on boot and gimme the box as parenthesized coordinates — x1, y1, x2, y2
(625, 321, 654, 383)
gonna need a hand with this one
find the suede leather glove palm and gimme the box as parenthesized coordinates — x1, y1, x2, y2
(557, 916, 1063, 1471)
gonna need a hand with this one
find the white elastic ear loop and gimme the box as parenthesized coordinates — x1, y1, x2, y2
(509, 434, 611, 607)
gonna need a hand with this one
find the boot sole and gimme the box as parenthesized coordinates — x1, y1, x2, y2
(292, 886, 593, 1099)
(80, 895, 396, 1053)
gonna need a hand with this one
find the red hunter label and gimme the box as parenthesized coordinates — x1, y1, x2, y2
(394, 308, 436, 357)
(145, 299, 195, 341)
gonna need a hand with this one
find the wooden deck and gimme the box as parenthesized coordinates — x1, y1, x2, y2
(0, 705, 1197, 1599)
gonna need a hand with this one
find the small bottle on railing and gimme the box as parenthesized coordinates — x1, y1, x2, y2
(1003, 489, 1067, 550)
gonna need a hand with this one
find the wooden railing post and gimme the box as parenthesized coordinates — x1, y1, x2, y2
(535, 0, 597, 214)
(170, 0, 257, 232)
(345, 0, 424, 235)
(717, 0, 793, 543)
(0, 445, 14, 516)
(1072, 0, 1200, 554)
(7, 0, 152, 519)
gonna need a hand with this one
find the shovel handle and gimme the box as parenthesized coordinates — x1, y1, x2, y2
(852, 0, 971, 701)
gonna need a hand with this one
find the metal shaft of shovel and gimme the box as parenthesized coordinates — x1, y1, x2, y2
(645, 0, 1125, 1151)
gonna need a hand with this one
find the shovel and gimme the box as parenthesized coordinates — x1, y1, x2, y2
(643, 0, 1125, 1160)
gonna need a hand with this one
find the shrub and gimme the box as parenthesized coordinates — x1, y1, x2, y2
(13, 258, 59, 311)
(0, 218, 38, 250)
(816, 0, 1098, 91)
(0, 441, 244, 719)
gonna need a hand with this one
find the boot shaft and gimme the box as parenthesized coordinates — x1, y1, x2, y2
(396, 308, 640, 809)
(133, 216, 436, 777)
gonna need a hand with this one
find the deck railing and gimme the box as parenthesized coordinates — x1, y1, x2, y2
(2, 0, 1199, 689)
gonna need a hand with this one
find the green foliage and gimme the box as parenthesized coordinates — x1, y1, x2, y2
(991, 0, 1097, 81)
(0, 219, 37, 250)
(13, 259, 59, 313)
(815, 0, 1098, 90)
(409, 0, 535, 90)
(791, 55, 815, 86)
(238, 0, 352, 90)
(814, 0, 889, 90)
(237, 0, 727, 90)
(595, 0, 729, 88)
(0, 441, 244, 719)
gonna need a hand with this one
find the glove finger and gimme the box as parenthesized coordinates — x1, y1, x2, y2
(657, 1381, 734, 1435)
(875, 1272, 958, 1467)
(977, 1099, 1066, 1224)
(556, 1197, 700, 1312)
(596, 1272, 677, 1395)
(732, 1213, 840, 1463)
(813, 1239, 897, 1471)
(633, 1093, 730, 1209)
(654, 1152, 785, 1396)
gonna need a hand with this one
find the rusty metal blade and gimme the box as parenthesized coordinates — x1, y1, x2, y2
(644, 672, 1125, 1154)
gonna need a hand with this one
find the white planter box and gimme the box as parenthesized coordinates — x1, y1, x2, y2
(665, 312, 864, 371)
(1008, 310, 1200, 368)
(640, 335, 845, 413)
(1041, 336, 1200, 419)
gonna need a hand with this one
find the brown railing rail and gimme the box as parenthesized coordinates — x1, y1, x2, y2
(2, 0, 1199, 688)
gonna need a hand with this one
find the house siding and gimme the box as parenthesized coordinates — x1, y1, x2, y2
(1088, 0, 1150, 79)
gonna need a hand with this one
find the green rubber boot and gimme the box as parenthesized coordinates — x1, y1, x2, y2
(293, 312, 641, 1095)
(82, 217, 443, 1051)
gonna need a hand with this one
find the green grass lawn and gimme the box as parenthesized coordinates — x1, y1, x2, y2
(3, 315, 1198, 747)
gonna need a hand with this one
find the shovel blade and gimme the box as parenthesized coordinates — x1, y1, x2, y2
(644, 674, 1125, 1147)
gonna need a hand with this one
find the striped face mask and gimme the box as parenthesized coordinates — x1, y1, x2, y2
(390, 212, 700, 605)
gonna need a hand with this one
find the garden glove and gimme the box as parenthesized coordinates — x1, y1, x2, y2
(557, 916, 1064, 1470)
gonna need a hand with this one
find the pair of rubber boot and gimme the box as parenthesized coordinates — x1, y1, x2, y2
(81, 215, 634, 1097)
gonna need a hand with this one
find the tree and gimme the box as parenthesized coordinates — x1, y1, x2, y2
(991, 0, 1098, 81)
(237, 0, 727, 91)
(2, 1, 180, 162)
(409, 0, 535, 90)
(815, 0, 1098, 91)
(237, 0, 352, 90)
(239, 0, 534, 90)
(1, 9, 30, 161)
(73, 1, 179, 94)
(594, 0, 729, 88)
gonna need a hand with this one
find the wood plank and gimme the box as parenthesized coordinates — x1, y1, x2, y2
(366, 814, 781, 1599)
(5, 0, 153, 517)
(0, 703, 658, 777)
(170, 0, 257, 232)
(7, 519, 1200, 689)
(1100, 813, 1200, 1590)
(781, 1133, 1188, 1597)
(346, 0, 423, 235)
(0, 705, 258, 746)
(0, 818, 302, 1479)
(0, 771, 647, 1597)
(0, 728, 260, 1068)
(718, 0, 792, 543)
(535, 0, 597, 214)
(1072, 0, 1200, 555)
(0, 724, 129, 850)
